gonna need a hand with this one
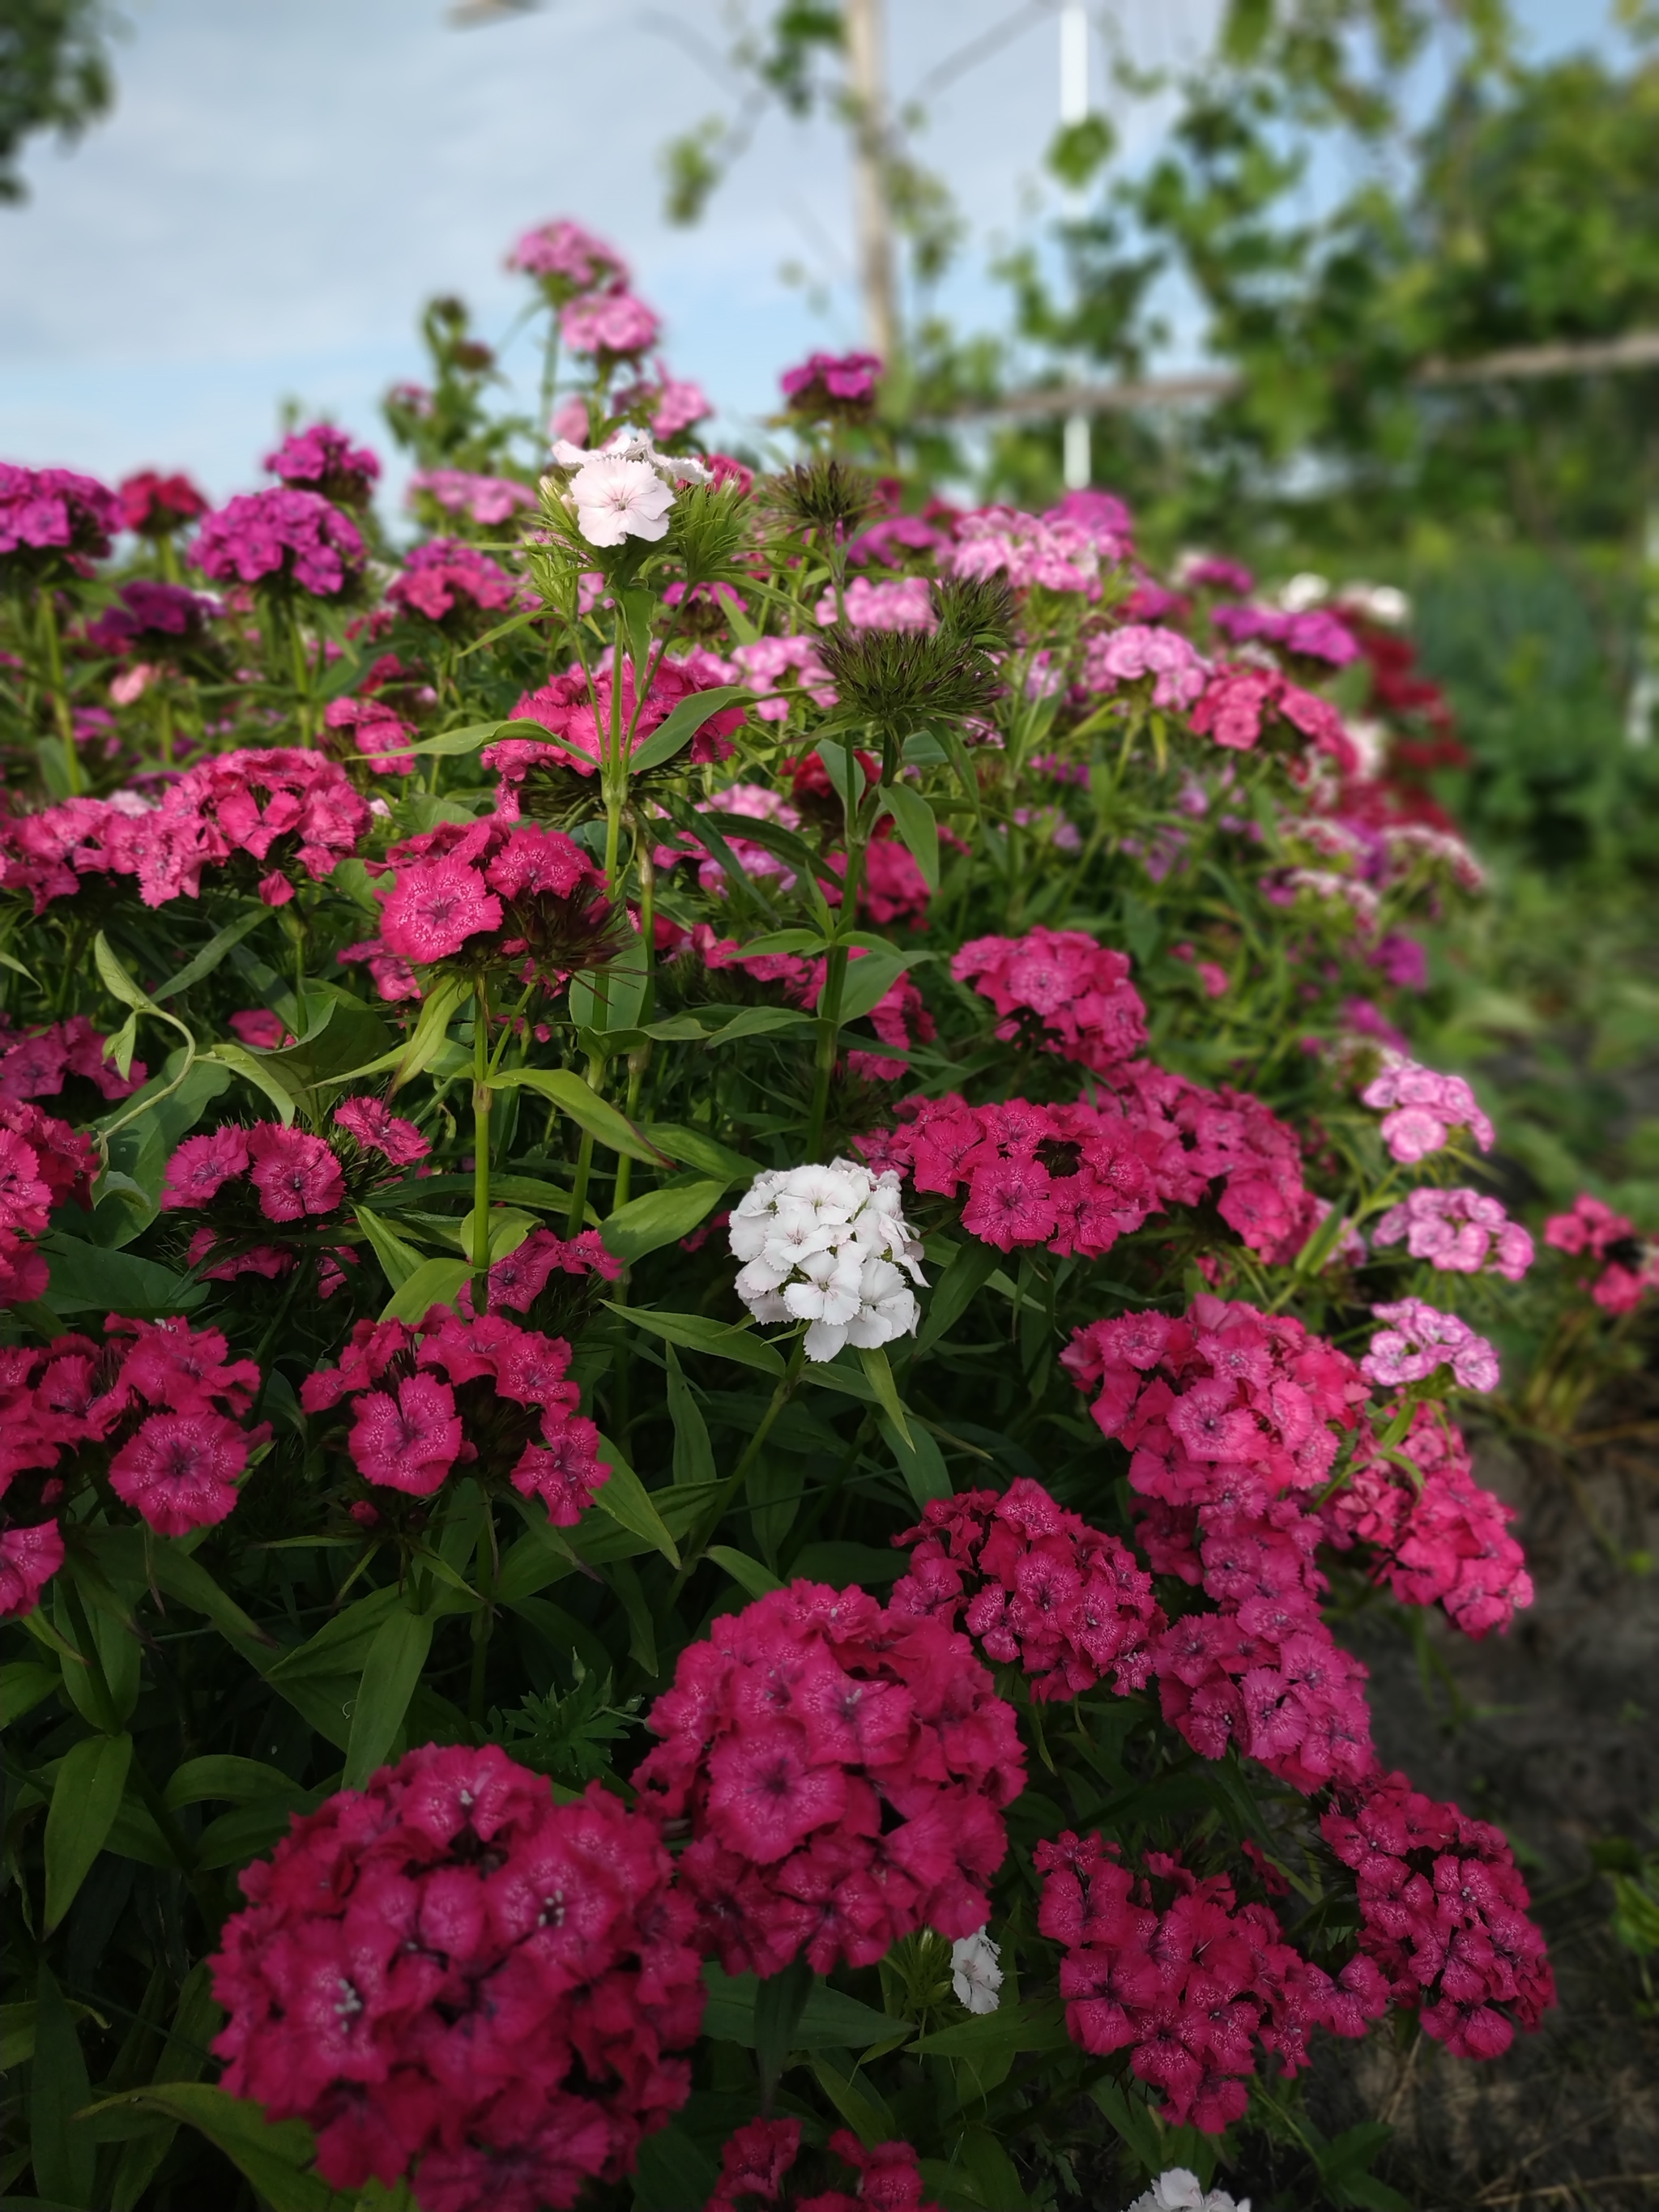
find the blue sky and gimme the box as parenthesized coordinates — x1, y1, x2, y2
(0, 0, 1619, 509)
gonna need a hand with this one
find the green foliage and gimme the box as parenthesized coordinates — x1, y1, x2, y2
(0, 0, 116, 205)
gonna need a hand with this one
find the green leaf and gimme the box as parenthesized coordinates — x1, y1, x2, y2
(956, 2124, 1036, 2212)
(380, 1255, 471, 1324)
(643, 1121, 754, 1184)
(915, 1238, 1000, 1355)
(702, 1004, 816, 1046)
(354, 1204, 429, 1293)
(149, 1542, 279, 1664)
(601, 1177, 723, 1262)
(811, 2053, 895, 2147)
(194, 1792, 327, 1870)
(589, 1434, 680, 1565)
(857, 1343, 912, 1447)
(632, 2123, 722, 2212)
(32, 1963, 94, 2210)
(665, 1344, 715, 1487)
(706, 1545, 784, 1599)
(265, 1585, 403, 1685)
(732, 927, 826, 957)
(82, 2084, 347, 2212)
(150, 908, 271, 1003)
(879, 780, 940, 889)
(45, 1733, 133, 1932)
(753, 1955, 813, 2104)
(163, 1755, 306, 1811)
(840, 945, 928, 1024)
(605, 1302, 784, 1375)
(569, 939, 648, 1036)
(492, 1066, 670, 1164)
(877, 1413, 951, 1507)
(108, 1966, 223, 2212)
(628, 683, 752, 774)
(93, 932, 160, 1016)
(814, 739, 862, 828)
(915, 1997, 1072, 2057)
(701, 1963, 908, 2052)
(206, 1039, 301, 1123)
(0, 1659, 60, 1724)
(343, 1607, 435, 1788)
(1090, 2078, 1166, 2179)
(43, 1234, 203, 1317)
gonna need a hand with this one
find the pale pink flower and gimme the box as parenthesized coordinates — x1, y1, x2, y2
(569, 454, 675, 548)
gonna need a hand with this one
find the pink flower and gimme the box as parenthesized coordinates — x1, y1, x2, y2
(334, 1096, 429, 1166)
(378, 855, 503, 961)
(1373, 1188, 1533, 1281)
(409, 469, 537, 527)
(0, 1519, 65, 1618)
(109, 1411, 252, 1534)
(780, 350, 883, 416)
(1361, 1053, 1495, 1161)
(247, 1125, 345, 1221)
(386, 538, 523, 623)
(264, 424, 380, 501)
(0, 463, 121, 568)
(818, 574, 937, 633)
(348, 1374, 463, 1494)
(507, 217, 629, 291)
(952, 927, 1147, 1074)
(1362, 1299, 1500, 1394)
(1084, 623, 1209, 710)
(560, 291, 659, 356)
(161, 1127, 252, 1209)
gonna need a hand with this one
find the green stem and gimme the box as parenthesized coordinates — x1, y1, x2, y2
(156, 534, 181, 586)
(37, 588, 80, 795)
(668, 1337, 808, 1601)
(806, 828, 868, 1158)
(564, 1052, 605, 1235)
(468, 1506, 497, 1733)
(285, 599, 313, 743)
(471, 979, 493, 1312)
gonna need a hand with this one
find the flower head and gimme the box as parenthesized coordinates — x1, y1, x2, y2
(728, 1158, 926, 1362)
(950, 1927, 1004, 2014)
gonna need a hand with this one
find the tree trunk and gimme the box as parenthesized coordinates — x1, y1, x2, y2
(844, 0, 898, 361)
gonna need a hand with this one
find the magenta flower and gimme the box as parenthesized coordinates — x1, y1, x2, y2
(0, 1519, 65, 1619)
(333, 1096, 429, 1166)
(192, 488, 365, 597)
(378, 854, 503, 962)
(263, 423, 380, 505)
(506, 217, 629, 292)
(209, 1746, 703, 2205)
(1373, 1187, 1533, 1281)
(779, 350, 883, 416)
(348, 1375, 463, 1494)
(408, 467, 536, 526)
(161, 1127, 252, 1211)
(247, 1125, 345, 1221)
(0, 462, 121, 572)
(386, 537, 524, 622)
(108, 1410, 251, 1535)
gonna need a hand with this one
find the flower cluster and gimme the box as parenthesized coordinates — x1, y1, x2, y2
(728, 1158, 926, 1362)
(890, 1476, 1161, 1700)
(0, 462, 121, 572)
(0, 1313, 268, 1600)
(1035, 1833, 1381, 2132)
(1321, 1770, 1555, 2058)
(193, 488, 366, 597)
(1126, 2175, 1249, 2212)
(502, 649, 742, 791)
(301, 1304, 608, 1524)
(507, 216, 628, 293)
(87, 578, 214, 653)
(1372, 1186, 1533, 1281)
(0, 1015, 143, 1103)
(369, 817, 616, 977)
(264, 424, 381, 505)
(457, 1224, 622, 1315)
(1362, 1299, 1500, 1394)
(951, 927, 1148, 1072)
(633, 1581, 1025, 1975)
(1543, 1192, 1659, 1313)
(708, 2119, 942, 2212)
(1064, 1299, 1379, 1792)
(324, 694, 416, 776)
(821, 574, 936, 632)
(409, 468, 537, 527)
(118, 469, 207, 535)
(1321, 1407, 1533, 1639)
(210, 1746, 703, 2210)
(1211, 602, 1360, 666)
(1083, 622, 1209, 710)
(561, 289, 659, 358)
(1189, 664, 1356, 769)
(1361, 1051, 1495, 1163)
(949, 505, 1103, 597)
(864, 1068, 1314, 1266)
(387, 539, 527, 624)
(0, 1095, 97, 1305)
(780, 350, 883, 418)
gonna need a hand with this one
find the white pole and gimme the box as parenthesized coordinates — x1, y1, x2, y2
(1060, 2, 1091, 487)
(845, 0, 898, 362)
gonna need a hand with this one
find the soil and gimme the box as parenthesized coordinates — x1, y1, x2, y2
(1302, 1412, 1659, 2211)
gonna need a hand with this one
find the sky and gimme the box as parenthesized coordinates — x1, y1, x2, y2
(0, 0, 1620, 509)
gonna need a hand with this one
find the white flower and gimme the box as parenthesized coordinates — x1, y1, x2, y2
(567, 454, 676, 548)
(1125, 2172, 1249, 2212)
(949, 1927, 1003, 2014)
(551, 427, 711, 486)
(728, 1158, 925, 1362)
(1277, 569, 1329, 612)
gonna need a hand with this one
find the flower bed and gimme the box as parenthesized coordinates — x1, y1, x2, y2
(2, 216, 1656, 2212)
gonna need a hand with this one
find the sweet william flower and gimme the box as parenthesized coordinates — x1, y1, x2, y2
(0, 1519, 66, 1620)
(108, 1410, 255, 1535)
(568, 454, 675, 548)
(951, 1926, 1004, 2014)
(1126, 2173, 1251, 2212)
(728, 1159, 925, 1362)
(246, 1124, 346, 1222)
